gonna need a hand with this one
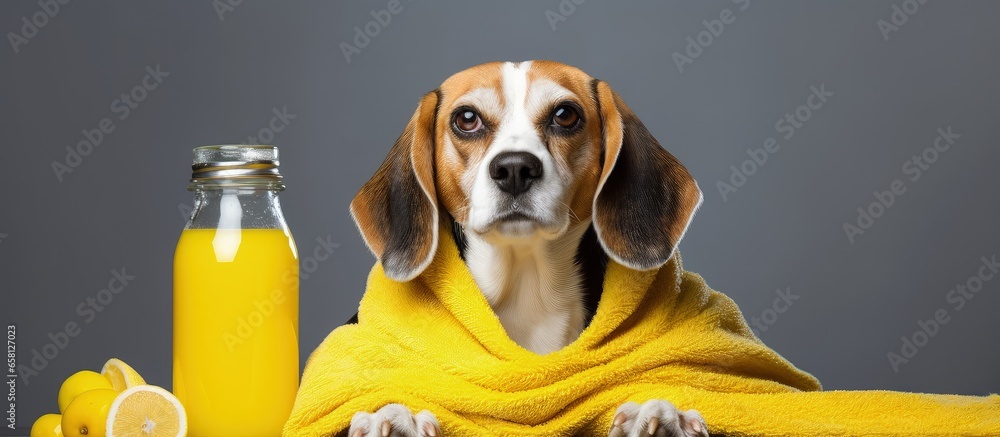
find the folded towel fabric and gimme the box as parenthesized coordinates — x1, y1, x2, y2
(284, 229, 1000, 436)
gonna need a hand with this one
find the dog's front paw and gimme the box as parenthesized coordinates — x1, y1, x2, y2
(607, 400, 707, 437)
(349, 404, 440, 437)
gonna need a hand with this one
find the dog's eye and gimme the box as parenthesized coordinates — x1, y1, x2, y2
(551, 105, 579, 128)
(454, 110, 483, 133)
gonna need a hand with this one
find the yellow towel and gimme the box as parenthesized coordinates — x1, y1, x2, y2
(284, 229, 1000, 436)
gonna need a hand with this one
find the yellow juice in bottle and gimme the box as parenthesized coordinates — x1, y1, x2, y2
(173, 228, 299, 436)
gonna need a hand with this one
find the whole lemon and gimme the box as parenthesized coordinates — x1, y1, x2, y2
(61, 389, 117, 437)
(30, 413, 63, 437)
(58, 371, 113, 413)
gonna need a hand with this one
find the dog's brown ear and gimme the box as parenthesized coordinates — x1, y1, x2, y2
(350, 91, 440, 281)
(592, 80, 703, 270)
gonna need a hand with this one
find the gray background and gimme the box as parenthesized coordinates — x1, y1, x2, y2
(2, 1, 998, 434)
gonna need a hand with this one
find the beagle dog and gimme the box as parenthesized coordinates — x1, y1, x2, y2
(347, 61, 708, 437)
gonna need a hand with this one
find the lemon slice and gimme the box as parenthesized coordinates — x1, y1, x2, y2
(101, 358, 146, 392)
(106, 385, 187, 437)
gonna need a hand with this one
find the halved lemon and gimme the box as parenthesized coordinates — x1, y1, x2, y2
(106, 385, 187, 437)
(100, 358, 146, 392)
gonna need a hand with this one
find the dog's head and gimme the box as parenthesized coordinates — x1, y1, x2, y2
(351, 61, 703, 281)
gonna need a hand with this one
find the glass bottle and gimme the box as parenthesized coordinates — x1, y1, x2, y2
(173, 145, 299, 436)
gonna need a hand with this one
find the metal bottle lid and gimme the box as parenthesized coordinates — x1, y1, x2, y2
(190, 145, 284, 188)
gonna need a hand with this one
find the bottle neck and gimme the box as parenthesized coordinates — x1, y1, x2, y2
(186, 187, 289, 231)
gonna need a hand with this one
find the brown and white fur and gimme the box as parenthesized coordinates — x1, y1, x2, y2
(347, 61, 708, 437)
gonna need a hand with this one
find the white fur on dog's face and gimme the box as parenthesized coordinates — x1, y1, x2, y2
(459, 61, 579, 242)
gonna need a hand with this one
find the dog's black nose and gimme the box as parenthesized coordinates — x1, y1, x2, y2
(489, 151, 543, 196)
